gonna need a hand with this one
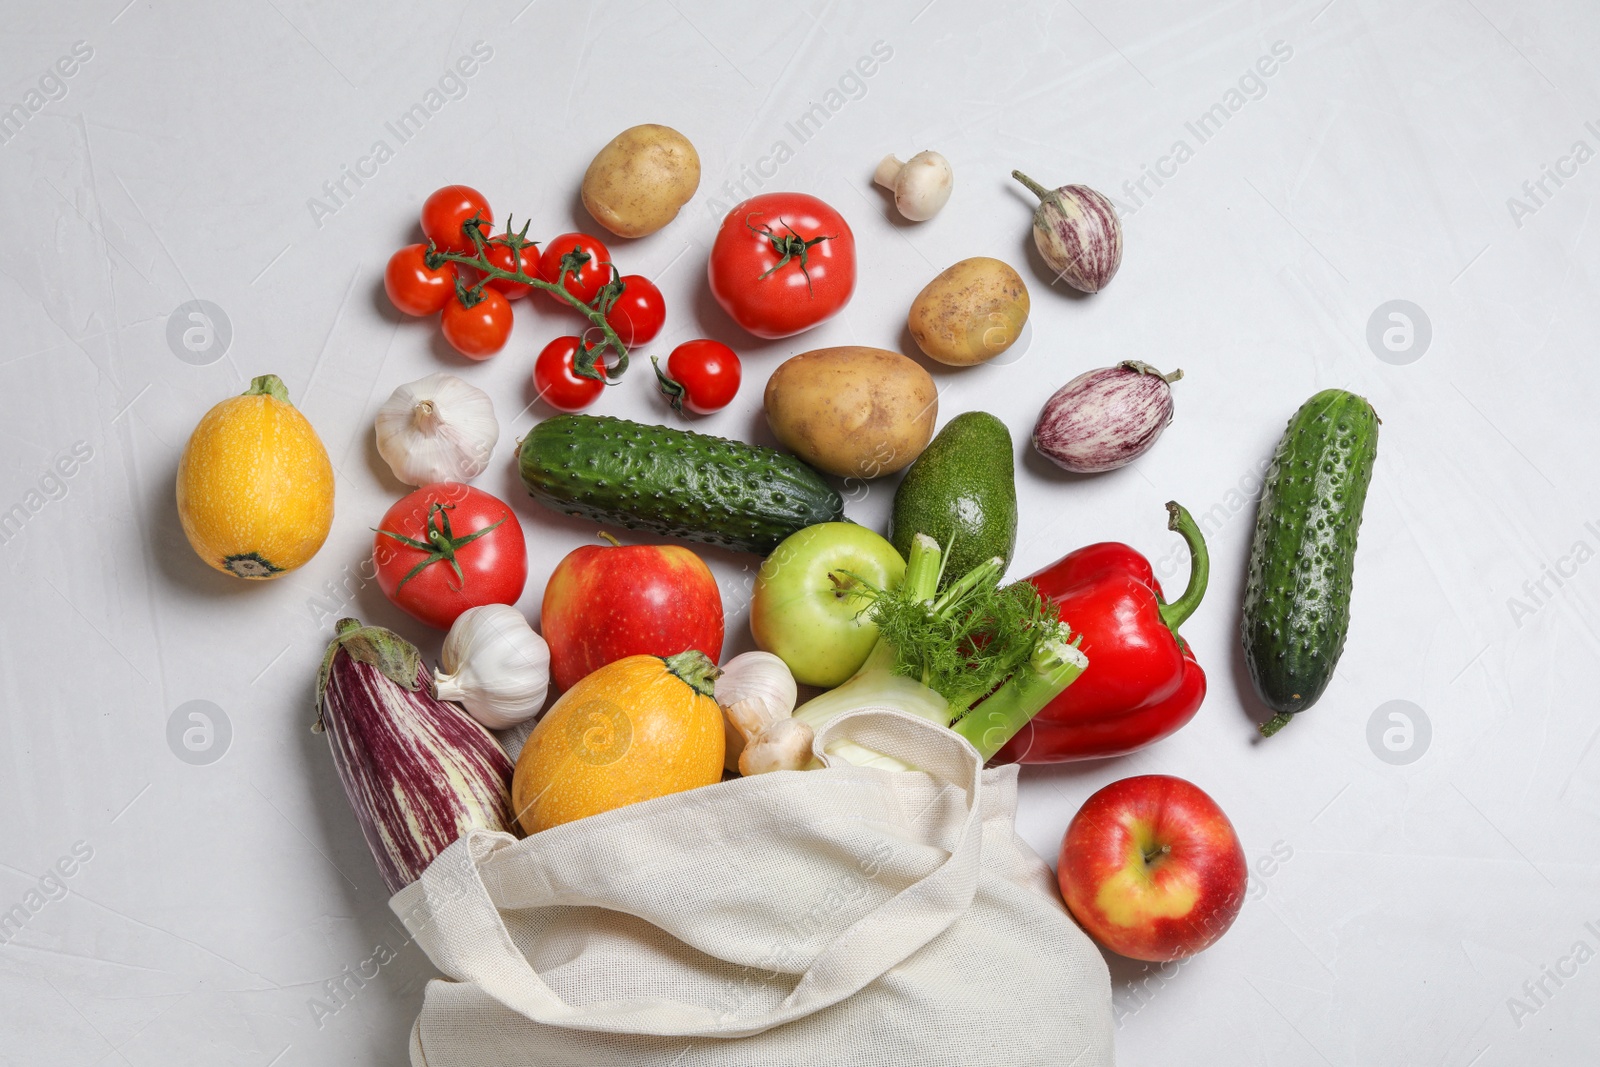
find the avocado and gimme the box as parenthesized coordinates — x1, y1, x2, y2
(888, 411, 1017, 581)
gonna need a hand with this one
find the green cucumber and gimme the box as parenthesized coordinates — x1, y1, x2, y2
(517, 414, 844, 555)
(1242, 389, 1379, 736)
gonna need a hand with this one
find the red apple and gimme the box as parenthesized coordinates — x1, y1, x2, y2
(541, 539, 724, 692)
(1057, 774, 1246, 962)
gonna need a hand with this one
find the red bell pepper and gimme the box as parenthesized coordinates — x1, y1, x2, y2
(995, 501, 1208, 763)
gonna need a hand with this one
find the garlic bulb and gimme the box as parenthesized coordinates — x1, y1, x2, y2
(375, 372, 499, 486)
(433, 605, 550, 729)
(715, 651, 797, 721)
(714, 651, 805, 775)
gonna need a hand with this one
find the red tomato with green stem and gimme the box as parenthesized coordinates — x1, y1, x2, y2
(374, 483, 527, 630)
(482, 236, 539, 299)
(602, 275, 665, 345)
(537, 233, 612, 306)
(707, 192, 855, 339)
(440, 287, 513, 360)
(421, 185, 492, 254)
(534, 336, 606, 412)
(654, 340, 741, 415)
(384, 244, 457, 316)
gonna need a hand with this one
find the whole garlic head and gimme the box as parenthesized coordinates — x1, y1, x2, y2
(433, 604, 550, 729)
(375, 372, 499, 486)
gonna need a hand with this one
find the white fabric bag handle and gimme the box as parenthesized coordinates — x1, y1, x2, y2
(393, 707, 987, 1039)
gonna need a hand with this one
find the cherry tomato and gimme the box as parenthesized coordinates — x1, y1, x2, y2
(534, 336, 606, 412)
(482, 237, 539, 299)
(384, 244, 457, 316)
(421, 185, 492, 254)
(537, 232, 612, 307)
(654, 339, 741, 415)
(603, 275, 666, 346)
(374, 483, 526, 630)
(707, 192, 855, 339)
(440, 288, 513, 360)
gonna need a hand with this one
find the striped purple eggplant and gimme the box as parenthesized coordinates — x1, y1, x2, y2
(315, 617, 517, 894)
(1033, 362, 1182, 473)
(1012, 171, 1122, 293)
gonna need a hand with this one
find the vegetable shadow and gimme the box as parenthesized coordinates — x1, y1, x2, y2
(291, 645, 435, 1067)
(1228, 547, 1278, 740)
(146, 453, 267, 602)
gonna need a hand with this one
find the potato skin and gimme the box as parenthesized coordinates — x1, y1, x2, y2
(907, 257, 1029, 366)
(581, 124, 701, 239)
(764, 347, 938, 479)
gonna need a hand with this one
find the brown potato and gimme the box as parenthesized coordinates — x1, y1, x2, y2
(907, 257, 1029, 366)
(580, 124, 700, 239)
(763, 347, 937, 479)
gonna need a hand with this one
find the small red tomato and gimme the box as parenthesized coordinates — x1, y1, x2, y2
(374, 482, 527, 630)
(537, 232, 612, 306)
(654, 339, 741, 415)
(421, 185, 492, 254)
(384, 244, 457, 316)
(534, 336, 606, 412)
(440, 289, 513, 360)
(602, 275, 666, 346)
(482, 238, 539, 299)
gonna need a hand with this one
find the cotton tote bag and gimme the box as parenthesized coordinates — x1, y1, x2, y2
(391, 707, 1116, 1066)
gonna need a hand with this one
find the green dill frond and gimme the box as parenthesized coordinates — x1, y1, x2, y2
(854, 566, 1059, 706)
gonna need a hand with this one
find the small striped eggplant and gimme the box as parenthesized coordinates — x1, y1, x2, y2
(1033, 362, 1182, 473)
(315, 617, 517, 894)
(1012, 171, 1122, 293)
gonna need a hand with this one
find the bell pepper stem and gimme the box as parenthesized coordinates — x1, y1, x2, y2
(1157, 501, 1209, 632)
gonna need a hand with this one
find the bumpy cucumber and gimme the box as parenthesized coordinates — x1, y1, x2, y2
(517, 414, 844, 554)
(1242, 389, 1379, 735)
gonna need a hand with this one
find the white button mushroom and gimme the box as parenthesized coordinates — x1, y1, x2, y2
(874, 150, 953, 222)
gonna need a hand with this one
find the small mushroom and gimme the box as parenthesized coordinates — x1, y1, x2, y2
(873, 150, 954, 222)
(724, 697, 814, 776)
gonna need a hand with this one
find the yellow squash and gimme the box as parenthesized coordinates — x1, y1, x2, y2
(512, 651, 724, 834)
(176, 374, 335, 579)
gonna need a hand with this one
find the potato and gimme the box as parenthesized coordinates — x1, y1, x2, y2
(764, 347, 938, 479)
(907, 257, 1029, 366)
(580, 124, 701, 239)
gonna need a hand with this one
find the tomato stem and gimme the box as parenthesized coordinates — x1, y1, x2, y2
(374, 503, 505, 592)
(432, 214, 630, 384)
(651, 355, 688, 414)
(746, 215, 835, 296)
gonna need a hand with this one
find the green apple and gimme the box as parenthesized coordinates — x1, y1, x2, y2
(750, 522, 906, 687)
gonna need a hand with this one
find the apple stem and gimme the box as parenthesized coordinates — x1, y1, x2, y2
(596, 531, 621, 547)
(1143, 843, 1171, 865)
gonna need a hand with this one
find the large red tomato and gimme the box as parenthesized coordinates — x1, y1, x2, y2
(374, 483, 527, 630)
(540, 539, 724, 692)
(708, 193, 855, 339)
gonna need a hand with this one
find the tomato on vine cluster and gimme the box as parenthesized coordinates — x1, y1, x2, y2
(384, 185, 669, 409)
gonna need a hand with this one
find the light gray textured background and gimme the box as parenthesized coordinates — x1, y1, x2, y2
(2, 0, 1597, 1063)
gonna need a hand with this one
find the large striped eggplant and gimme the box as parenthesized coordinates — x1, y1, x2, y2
(1033, 362, 1182, 473)
(315, 617, 517, 894)
(1011, 171, 1122, 293)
